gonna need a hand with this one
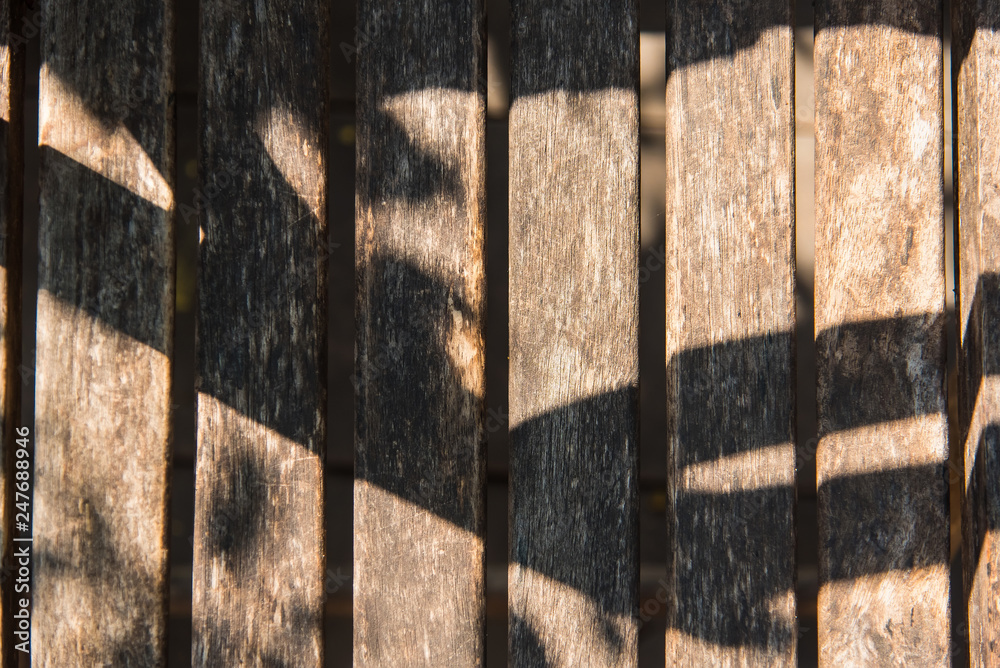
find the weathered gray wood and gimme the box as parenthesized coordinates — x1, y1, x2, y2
(664, 2, 796, 664)
(814, 2, 950, 664)
(953, 1, 1000, 664)
(192, 1, 328, 665)
(354, 0, 486, 665)
(0, 0, 22, 662)
(508, 1, 638, 664)
(33, 0, 173, 664)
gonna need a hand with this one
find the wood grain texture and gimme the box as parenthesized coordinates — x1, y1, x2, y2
(953, 1, 1000, 664)
(192, 1, 327, 665)
(664, 3, 796, 665)
(354, 0, 486, 665)
(508, 1, 638, 665)
(33, 0, 173, 664)
(814, 2, 950, 664)
(0, 0, 21, 663)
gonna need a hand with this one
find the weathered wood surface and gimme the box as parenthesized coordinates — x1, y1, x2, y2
(664, 2, 796, 664)
(0, 0, 21, 663)
(354, 0, 486, 664)
(814, 2, 949, 664)
(508, 0, 639, 664)
(192, 1, 327, 665)
(33, 0, 173, 664)
(953, 1, 1000, 664)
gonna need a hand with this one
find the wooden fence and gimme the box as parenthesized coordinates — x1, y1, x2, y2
(0, 0, 995, 665)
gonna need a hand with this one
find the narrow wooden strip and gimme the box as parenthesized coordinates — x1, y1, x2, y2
(354, 0, 486, 664)
(953, 1, 1000, 664)
(508, 1, 639, 665)
(33, 0, 173, 663)
(192, 1, 328, 665)
(664, 3, 796, 664)
(815, 2, 949, 664)
(0, 0, 22, 661)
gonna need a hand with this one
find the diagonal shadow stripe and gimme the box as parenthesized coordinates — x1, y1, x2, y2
(40, 0, 171, 180)
(351, 252, 957, 653)
(668, 485, 796, 650)
(195, 123, 326, 450)
(669, 332, 792, 468)
(819, 463, 950, 582)
(191, 0, 329, 664)
(36, 102, 326, 451)
(356, 108, 466, 207)
(35, 142, 960, 655)
(664, 0, 948, 76)
(354, 253, 483, 534)
(957, 273, 1000, 615)
(964, 423, 1000, 600)
(674, 313, 945, 469)
(511, 0, 635, 96)
(509, 387, 638, 622)
(942, 0, 1000, 84)
(817, 312, 946, 436)
(958, 273, 1000, 426)
(37, 147, 171, 355)
(36, 4, 991, 657)
(355, 0, 481, 99)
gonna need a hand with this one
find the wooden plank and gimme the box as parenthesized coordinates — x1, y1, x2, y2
(192, 1, 328, 665)
(0, 0, 22, 662)
(508, 1, 638, 664)
(814, 2, 950, 664)
(33, 0, 173, 663)
(353, 0, 486, 665)
(663, 2, 796, 664)
(953, 1, 1000, 664)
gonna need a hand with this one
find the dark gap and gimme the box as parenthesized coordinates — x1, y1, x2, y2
(326, 0, 357, 663)
(794, 0, 818, 662)
(167, 0, 198, 661)
(485, 2, 512, 667)
(638, 6, 668, 668)
(943, 1, 968, 664)
(484, 109, 511, 668)
(19, 5, 40, 668)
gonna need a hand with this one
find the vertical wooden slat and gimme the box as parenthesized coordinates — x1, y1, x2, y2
(664, 3, 796, 664)
(192, 1, 328, 665)
(34, 0, 173, 663)
(0, 0, 21, 662)
(354, 0, 486, 664)
(815, 2, 949, 664)
(508, 1, 638, 664)
(953, 1, 1000, 664)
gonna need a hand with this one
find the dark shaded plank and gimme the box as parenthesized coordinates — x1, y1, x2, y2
(508, 1, 639, 664)
(814, 2, 949, 663)
(33, 0, 173, 663)
(354, 1, 486, 665)
(953, 1, 1000, 664)
(664, 3, 797, 664)
(192, 1, 328, 665)
(0, 0, 22, 662)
